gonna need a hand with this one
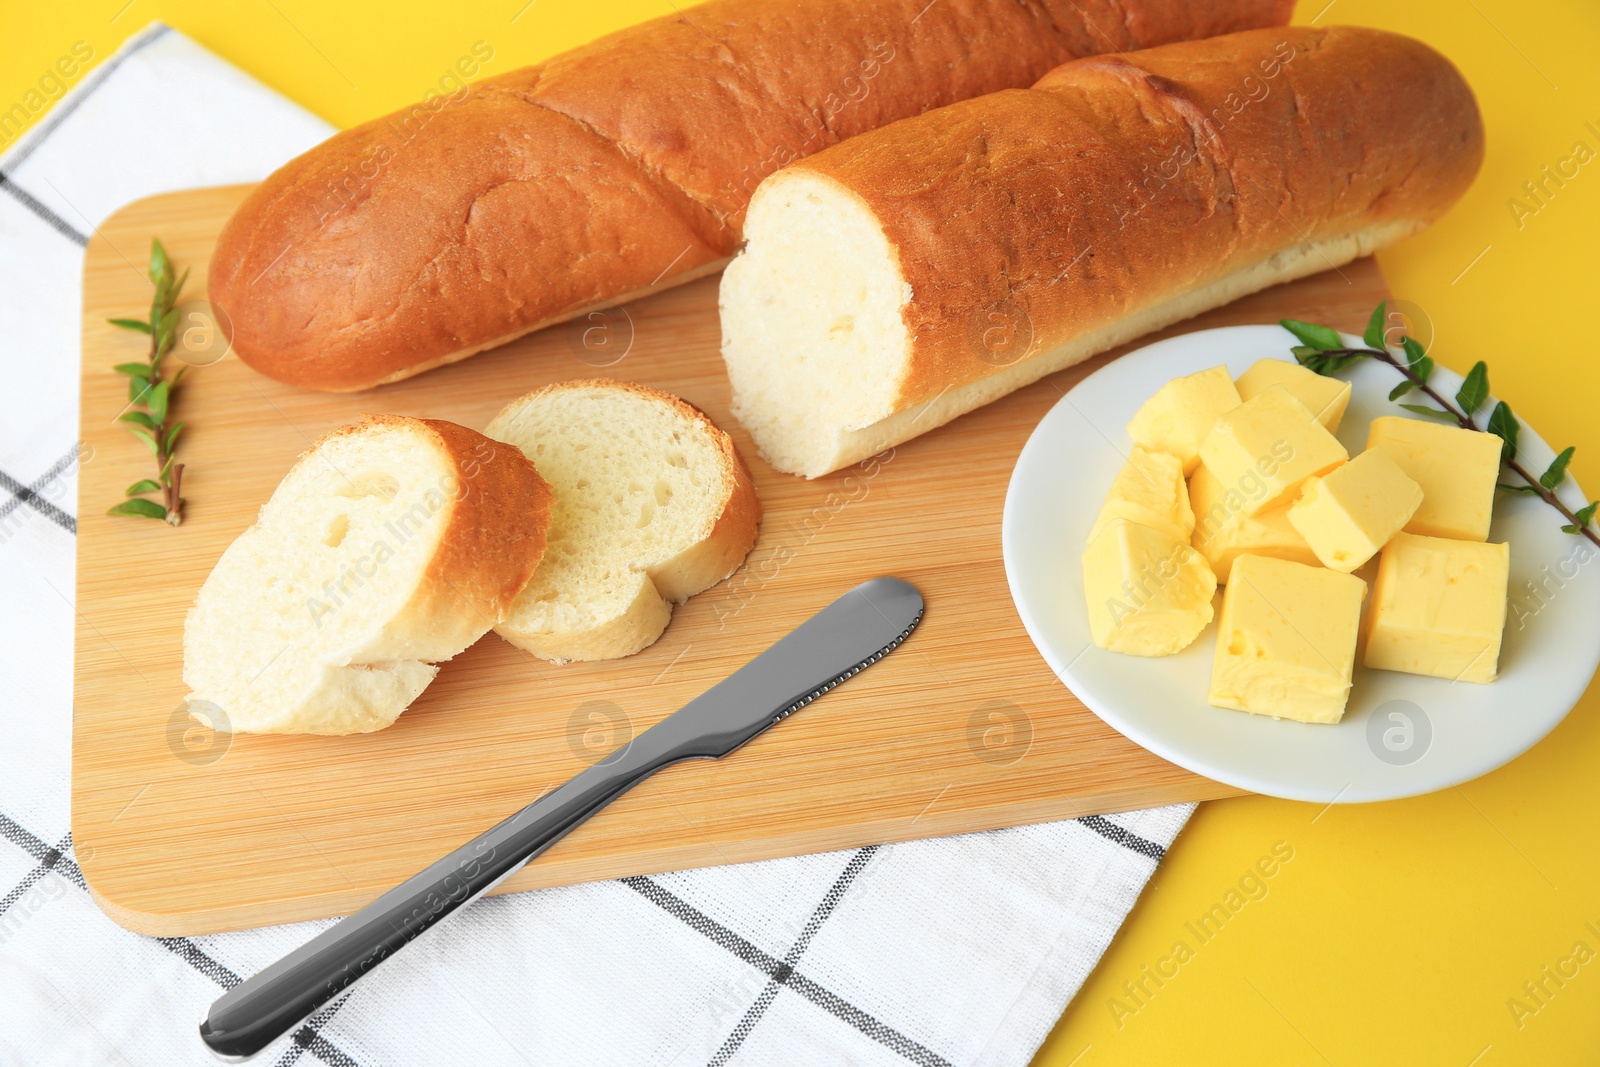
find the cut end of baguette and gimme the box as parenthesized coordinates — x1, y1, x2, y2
(720, 170, 911, 479)
(183, 416, 550, 735)
(486, 380, 760, 662)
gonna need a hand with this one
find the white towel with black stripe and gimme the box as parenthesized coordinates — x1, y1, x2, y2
(0, 25, 1194, 1067)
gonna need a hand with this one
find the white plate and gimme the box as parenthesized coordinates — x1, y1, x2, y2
(1003, 325, 1600, 802)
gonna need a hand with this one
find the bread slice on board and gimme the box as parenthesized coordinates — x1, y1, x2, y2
(183, 416, 551, 735)
(720, 26, 1484, 477)
(485, 380, 760, 662)
(207, 0, 1293, 392)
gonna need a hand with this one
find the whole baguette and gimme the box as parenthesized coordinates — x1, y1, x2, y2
(719, 26, 1485, 478)
(208, 0, 1293, 392)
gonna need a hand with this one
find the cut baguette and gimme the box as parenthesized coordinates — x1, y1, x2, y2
(183, 416, 551, 735)
(485, 380, 760, 662)
(720, 26, 1484, 477)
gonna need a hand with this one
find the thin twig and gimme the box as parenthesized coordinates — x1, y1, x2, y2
(1314, 346, 1599, 548)
(108, 239, 190, 526)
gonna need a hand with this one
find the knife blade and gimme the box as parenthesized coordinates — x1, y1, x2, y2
(199, 576, 923, 1060)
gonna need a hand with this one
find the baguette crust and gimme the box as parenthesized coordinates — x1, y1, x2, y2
(209, 0, 1293, 391)
(638, 386, 762, 606)
(805, 26, 1483, 414)
(395, 416, 554, 640)
(726, 26, 1484, 475)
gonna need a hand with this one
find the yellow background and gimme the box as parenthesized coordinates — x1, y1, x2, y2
(6, 0, 1599, 1062)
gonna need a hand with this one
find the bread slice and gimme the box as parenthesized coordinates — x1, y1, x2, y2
(485, 380, 760, 662)
(183, 416, 551, 735)
(719, 26, 1483, 478)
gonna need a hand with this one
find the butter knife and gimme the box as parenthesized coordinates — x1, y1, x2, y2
(199, 576, 923, 1060)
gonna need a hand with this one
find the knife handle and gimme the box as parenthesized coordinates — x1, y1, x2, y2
(199, 743, 671, 1061)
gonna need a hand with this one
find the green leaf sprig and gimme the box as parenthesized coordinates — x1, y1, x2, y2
(1282, 301, 1599, 547)
(108, 238, 190, 525)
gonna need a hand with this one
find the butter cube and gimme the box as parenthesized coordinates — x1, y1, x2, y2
(1198, 385, 1348, 515)
(1364, 532, 1510, 683)
(1088, 446, 1195, 545)
(1083, 519, 1216, 657)
(1208, 554, 1367, 723)
(1236, 358, 1353, 431)
(1288, 449, 1423, 572)
(1188, 464, 1320, 583)
(1366, 416, 1503, 541)
(1126, 365, 1241, 475)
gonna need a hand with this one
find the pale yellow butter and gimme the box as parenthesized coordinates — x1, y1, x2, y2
(1198, 385, 1348, 516)
(1207, 553, 1367, 723)
(1126, 365, 1241, 475)
(1088, 446, 1195, 545)
(1288, 448, 1423, 572)
(1083, 518, 1216, 657)
(1235, 358, 1353, 431)
(1364, 532, 1510, 683)
(1188, 464, 1320, 583)
(1365, 416, 1503, 541)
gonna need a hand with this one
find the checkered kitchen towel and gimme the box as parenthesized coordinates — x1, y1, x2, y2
(0, 25, 1194, 1067)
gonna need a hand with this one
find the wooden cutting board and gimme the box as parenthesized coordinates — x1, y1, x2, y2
(73, 185, 1388, 935)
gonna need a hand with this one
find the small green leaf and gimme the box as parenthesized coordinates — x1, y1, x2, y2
(128, 375, 150, 404)
(1389, 379, 1417, 401)
(119, 410, 157, 430)
(158, 454, 175, 483)
(150, 238, 174, 290)
(1541, 446, 1576, 491)
(1281, 319, 1344, 351)
(1411, 355, 1434, 384)
(112, 362, 149, 377)
(1292, 345, 1366, 377)
(170, 266, 190, 304)
(108, 317, 152, 334)
(1363, 302, 1387, 350)
(1294, 346, 1339, 375)
(1486, 401, 1518, 462)
(1456, 361, 1489, 416)
(1401, 337, 1430, 375)
(164, 420, 185, 453)
(1497, 483, 1543, 496)
(148, 380, 169, 426)
(125, 479, 162, 496)
(107, 498, 168, 520)
(127, 427, 160, 456)
(1565, 501, 1599, 534)
(1399, 403, 1459, 423)
(154, 308, 179, 351)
